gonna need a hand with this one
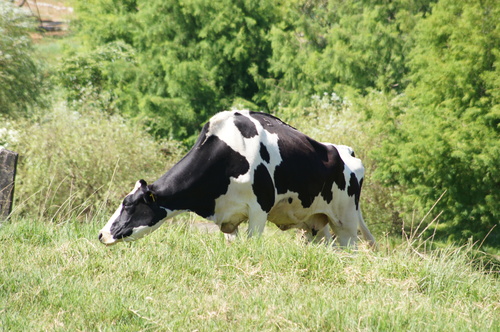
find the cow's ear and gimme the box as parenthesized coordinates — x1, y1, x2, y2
(144, 191, 156, 203)
(138, 180, 156, 203)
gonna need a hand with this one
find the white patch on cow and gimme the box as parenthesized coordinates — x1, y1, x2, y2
(98, 203, 123, 245)
(209, 177, 253, 231)
(255, 122, 281, 173)
(207, 110, 282, 173)
(333, 144, 364, 181)
(125, 222, 163, 242)
(332, 144, 355, 157)
(209, 110, 253, 154)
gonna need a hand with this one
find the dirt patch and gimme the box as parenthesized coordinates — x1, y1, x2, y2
(18, 0, 73, 38)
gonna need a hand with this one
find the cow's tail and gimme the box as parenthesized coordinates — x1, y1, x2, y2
(358, 211, 376, 248)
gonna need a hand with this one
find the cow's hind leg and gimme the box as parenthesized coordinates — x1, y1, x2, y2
(329, 219, 358, 247)
(328, 210, 376, 248)
(358, 210, 376, 247)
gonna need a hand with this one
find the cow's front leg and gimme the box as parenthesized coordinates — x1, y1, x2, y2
(304, 214, 332, 244)
(247, 209, 267, 238)
(224, 227, 239, 242)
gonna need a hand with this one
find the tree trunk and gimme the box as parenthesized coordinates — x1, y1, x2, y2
(0, 148, 19, 219)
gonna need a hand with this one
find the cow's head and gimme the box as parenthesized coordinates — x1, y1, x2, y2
(98, 180, 167, 245)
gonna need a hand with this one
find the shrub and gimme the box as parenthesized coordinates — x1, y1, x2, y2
(57, 41, 136, 113)
(0, 1, 44, 115)
(370, 0, 500, 245)
(71, 0, 280, 143)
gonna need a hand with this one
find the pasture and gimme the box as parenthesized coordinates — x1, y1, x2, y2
(1, 216, 499, 331)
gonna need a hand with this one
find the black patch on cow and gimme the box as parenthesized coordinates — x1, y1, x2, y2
(331, 146, 348, 191)
(234, 112, 258, 138)
(152, 128, 250, 218)
(347, 172, 361, 210)
(273, 137, 345, 207)
(252, 164, 275, 213)
(259, 143, 270, 163)
(250, 112, 347, 208)
(249, 111, 297, 134)
(358, 178, 363, 209)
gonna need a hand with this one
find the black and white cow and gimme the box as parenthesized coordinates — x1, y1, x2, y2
(98, 110, 375, 247)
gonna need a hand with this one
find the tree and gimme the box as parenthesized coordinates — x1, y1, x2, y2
(373, 0, 500, 244)
(0, 2, 44, 116)
(254, 0, 435, 110)
(72, 0, 279, 142)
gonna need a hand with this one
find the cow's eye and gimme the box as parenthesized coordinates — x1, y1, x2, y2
(122, 196, 136, 207)
(123, 204, 135, 214)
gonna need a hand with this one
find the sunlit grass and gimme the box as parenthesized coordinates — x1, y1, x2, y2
(1, 217, 498, 331)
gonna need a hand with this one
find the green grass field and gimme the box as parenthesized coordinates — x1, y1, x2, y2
(1, 216, 499, 331)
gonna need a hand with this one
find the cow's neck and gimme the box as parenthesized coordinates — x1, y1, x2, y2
(151, 133, 250, 219)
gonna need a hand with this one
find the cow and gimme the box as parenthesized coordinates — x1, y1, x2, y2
(98, 110, 375, 247)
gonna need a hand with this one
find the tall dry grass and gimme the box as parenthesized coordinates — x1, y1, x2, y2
(5, 102, 184, 221)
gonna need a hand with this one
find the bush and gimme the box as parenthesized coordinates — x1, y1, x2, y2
(253, 0, 433, 110)
(57, 41, 136, 113)
(370, 0, 500, 245)
(6, 102, 184, 221)
(0, 1, 44, 115)
(72, 0, 280, 143)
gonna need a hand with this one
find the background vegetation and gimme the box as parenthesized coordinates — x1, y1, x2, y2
(0, 1, 45, 116)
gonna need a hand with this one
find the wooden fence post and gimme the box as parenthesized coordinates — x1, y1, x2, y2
(0, 148, 19, 219)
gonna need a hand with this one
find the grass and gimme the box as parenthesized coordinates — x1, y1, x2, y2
(1, 216, 499, 331)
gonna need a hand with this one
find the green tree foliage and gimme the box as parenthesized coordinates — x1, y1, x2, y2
(57, 41, 136, 112)
(0, 2, 44, 115)
(71, 0, 279, 141)
(373, 0, 500, 243)
(254, 0, 435, 109)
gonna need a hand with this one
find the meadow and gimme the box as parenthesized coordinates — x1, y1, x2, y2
(1, 215, 499, 331)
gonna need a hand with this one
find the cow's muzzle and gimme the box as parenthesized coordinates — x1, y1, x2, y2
(98, 231, 117, 246)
